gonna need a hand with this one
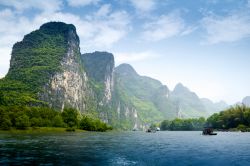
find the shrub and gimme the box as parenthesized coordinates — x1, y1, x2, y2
(15, 114, 30, 129)
(237, 124, 247, 132)
(62, 108, 79, 128)
(30, 117, 43, 127)
(79, 116, 111, 131)
(1, 115, 12, 130)
(53, 115, 65, 127)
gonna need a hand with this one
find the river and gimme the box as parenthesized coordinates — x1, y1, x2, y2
(1, 131, 250, 165)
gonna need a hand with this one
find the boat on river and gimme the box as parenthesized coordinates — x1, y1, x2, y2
(202, 127, 217, 135)
(146, 128, 156, 133)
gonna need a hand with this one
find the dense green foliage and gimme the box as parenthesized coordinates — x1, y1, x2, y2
(160, 117, 206, 131)
(0, 106, 111, 131)
(61, 108, 80, 128)
(0, 22, 75, 106)
(80, 116, 112, 131)
(207, 105, 250, 131)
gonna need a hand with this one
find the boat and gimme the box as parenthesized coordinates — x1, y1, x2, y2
(202, 127, 217, 135)
(146, 128, 156, 133)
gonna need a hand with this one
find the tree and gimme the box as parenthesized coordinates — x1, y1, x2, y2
(61, 108, 79, 128)
(1, 114, 12, 130)
(53, 115, 65, 127)
(0, 92, 6, 105)
(30, 117, 43, 127)
(170, 119, 183, 131)
(207, 105, 250, 130)
(160, 120, 170, 130)
(79, 116, 95, 131)
(15, 114, 30, 129)
(237, 124, 247, 132)
(185, 119, 195, 130)
(79, 116, 111, 131)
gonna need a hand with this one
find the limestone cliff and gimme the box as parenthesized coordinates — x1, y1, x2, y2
(39, 23, 89, 112)
(81, 51, 114, 104)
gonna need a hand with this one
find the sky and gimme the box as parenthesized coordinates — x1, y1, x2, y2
(0, 0, 250, 104)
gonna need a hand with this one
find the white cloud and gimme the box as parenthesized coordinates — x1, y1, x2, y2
(0, 0, 62, 13)
(36, 10, 130, 49)
(67, 0, 99, 7)
(201, 12, 250, 44)
(95, 4, 111, 17)
(77, 5, 131, 49)
(114, 51, 157, 64)
(0, 47, 11, 78)
(180, 26, 197, 36)
(129, 0, 155, 12)
(0, 4, 131, 77)
(142, 12, 191, 41)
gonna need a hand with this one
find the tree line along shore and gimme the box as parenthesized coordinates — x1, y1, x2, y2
(1, 105, 250, 132)
(0, 106, 112, 132)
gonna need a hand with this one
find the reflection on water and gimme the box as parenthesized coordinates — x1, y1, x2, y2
(1, 131, 250, 165)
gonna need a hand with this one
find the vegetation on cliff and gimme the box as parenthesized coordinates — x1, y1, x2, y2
(0, 21, 229, 130)
(113, 64, 170, 125)
(0, 22, 75, 106)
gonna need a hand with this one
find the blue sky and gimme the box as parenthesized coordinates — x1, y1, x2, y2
(0, 0, 250, 104)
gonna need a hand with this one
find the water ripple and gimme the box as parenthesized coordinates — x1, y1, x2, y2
(1, 131, 250, 165)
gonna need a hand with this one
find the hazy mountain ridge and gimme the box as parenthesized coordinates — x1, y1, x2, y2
(0, 22, 228, 129)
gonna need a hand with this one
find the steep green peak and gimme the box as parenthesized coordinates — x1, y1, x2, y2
(172, 83, 194, 96)
(82, 51, 114, 61)
(115, 63, 138, 76)
(173, 83, 188, 92)
(81, 51, 114, 82)
(40, 22, 76, 33)
(5, 21, 81, 95)
(39, 22, 79, 42)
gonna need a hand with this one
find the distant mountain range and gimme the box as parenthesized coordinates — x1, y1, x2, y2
(0, 22, 229, 129)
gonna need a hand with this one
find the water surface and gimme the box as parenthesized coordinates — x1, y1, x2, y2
(1, 131, 250, 165)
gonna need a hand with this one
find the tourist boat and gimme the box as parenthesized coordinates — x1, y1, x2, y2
(202, 127, 217, 135)
(146, 128, 156, 133)
(203, 128, 217, 135)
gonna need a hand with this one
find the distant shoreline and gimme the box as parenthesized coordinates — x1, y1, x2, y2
(0, 127, 86, 134)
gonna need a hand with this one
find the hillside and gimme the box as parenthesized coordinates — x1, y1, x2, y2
(0, 21, 228, 130)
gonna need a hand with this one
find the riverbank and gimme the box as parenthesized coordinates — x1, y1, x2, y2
(0, 127, 86, 134)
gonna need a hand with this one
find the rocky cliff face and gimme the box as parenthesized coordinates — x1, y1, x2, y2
(39, 23, 89, 112)
(2, 22, 95, 113)
(112, 64, 173, 129)
(81, 51, 114, 104)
